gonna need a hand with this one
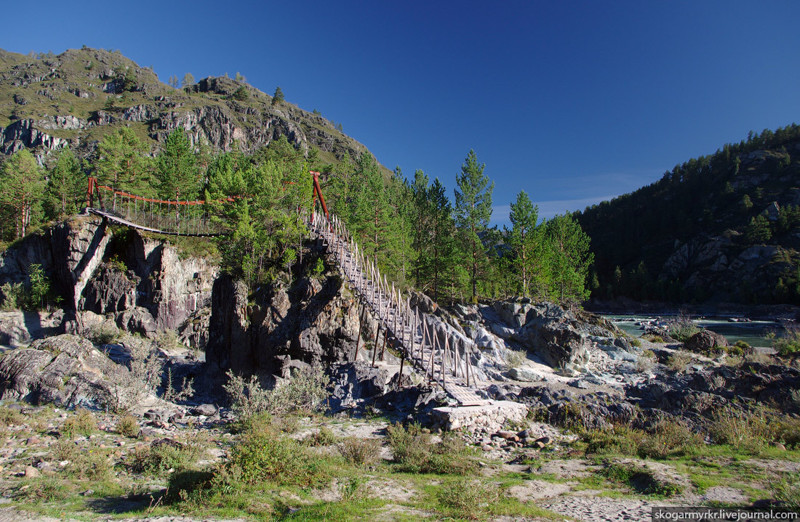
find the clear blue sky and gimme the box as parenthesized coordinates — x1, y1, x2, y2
(4, 1, 800, 224)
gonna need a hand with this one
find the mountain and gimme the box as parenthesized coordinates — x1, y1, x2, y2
(576, 126, 800, 307)
(0, 47, 368, 165)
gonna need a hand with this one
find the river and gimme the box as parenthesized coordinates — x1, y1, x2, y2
(603, 314, 782, 347)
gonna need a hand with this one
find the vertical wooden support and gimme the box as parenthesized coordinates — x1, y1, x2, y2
(353, 303, 364, 361)
(372, 325, 380, 368)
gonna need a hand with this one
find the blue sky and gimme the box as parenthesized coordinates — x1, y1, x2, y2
(4, 1, 800, 224)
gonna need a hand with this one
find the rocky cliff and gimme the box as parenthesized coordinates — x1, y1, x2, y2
(0, 47, 368, 164)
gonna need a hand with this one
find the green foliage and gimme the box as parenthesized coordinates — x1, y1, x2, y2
(454, 150, 494, 300)
(60, 408, 98, 439)
(224, 417, 329, 487)
(45, 148, 85, 218)
(232, 86, 248, 101)
(181, 72, 195, 87)
(95, 127, 151, 194)
(600, 462, 684, 496)
(0, 149, 45, 239)
(0, 282, 26, 311)
(386, 422, 477, 474)
(271, 86, 284, 105)
(507, 190, 539, 297)
(206, 140, 311, 288)
(156, 128, 199, 199)
(338, 437, 381, 467)
(223, 366, 329, 420)
(435, 478, 498, 520)
(771, 474, 800, 511)
(774, 327, 800, 356)
(115, 412, 140, 438)
(544, 213, 594, 305)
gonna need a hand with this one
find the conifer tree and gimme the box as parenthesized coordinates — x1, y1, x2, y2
(508, 190, 538, 296)
(454, 150, 494, 301)
(0, 149, 45, 239)
(95, 127, 151, 196)
(545, 213, 594, 305)
(156, 129, 198, 200)
(45, 148, 85, 218)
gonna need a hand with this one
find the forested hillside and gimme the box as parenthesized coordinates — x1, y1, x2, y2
(577, 125, 800, 305)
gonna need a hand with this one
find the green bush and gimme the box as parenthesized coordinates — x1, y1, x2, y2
(303, 426, 338, 447)
(771, 474, 800, 510)
(0, 282, 25, 311)
(338, 437, 381, 467)
(773, 327, 800, 357)
(128, 439, 195, 476)
(636, 420, 703, 459)
(709, 405, 771, 453)
(115, 413, 140, 438)
(600, 462, 683, 496)
(436, 478, 498, 520)
(223, 366, 329, 420)
(224, 418, 328, 487)
(666, 317, 701, 343)
(386, 423, 477, 475)
(61, 408, 97, 438)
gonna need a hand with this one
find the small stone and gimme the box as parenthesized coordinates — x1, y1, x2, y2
(24, 466, 39, 478)
(482, 445, 493, 452)
(770, 442, 787, 451)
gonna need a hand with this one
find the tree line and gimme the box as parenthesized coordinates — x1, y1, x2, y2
(0, 130, 594, 307)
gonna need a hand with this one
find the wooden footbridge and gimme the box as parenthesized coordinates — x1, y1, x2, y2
(85, 174, 487, 405)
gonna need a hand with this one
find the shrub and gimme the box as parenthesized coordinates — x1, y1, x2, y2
(667, 351, 693, 373)
(583, 426, 642, 456)
(666, 316, 701, 343)
(0, 406, 25, 427)
(0, 282, 26, 311)
(86, 321, 122, 345)
(116, 413, 140, 438)
(635, 350, 656, 373)
(773, 326, 800, 357)
(504, 348, 527, 369)
(643, 334, 665, 343)
(61, 408, 97, 438)
(224, 419, 328, 487)
(104, 337, 163, 412)
(223, 366, 329, 420)
(386, 423, 477, 475)
(728, 340, 753, 356)
(303, 426, 338, 447)
(128, 439, 195, 476)
(338, 437, 381, 467)
(637, 420, 703, 459)
(436, 478, 498, 520)
(709, 405, 771, 453)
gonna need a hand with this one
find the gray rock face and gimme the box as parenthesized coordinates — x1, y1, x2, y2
(82, 265, 138, 314)
(0, 334, 126, 409)
(485, 301, 591, 368)
(0, 310, 65, 347)
(207, 274, 362, 376)
(328, 361, 387, 411)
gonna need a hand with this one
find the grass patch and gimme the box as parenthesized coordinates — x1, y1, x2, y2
(600, 462, 683, 497)
(387, 423, 478, 475)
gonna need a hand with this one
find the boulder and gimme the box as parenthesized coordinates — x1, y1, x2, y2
(327, 361, 387, 411)
(0, 334, 142, 409)
(684, 330, 728, 354)
(81, 265, 138, 314)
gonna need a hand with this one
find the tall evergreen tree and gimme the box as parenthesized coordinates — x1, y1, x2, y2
(545, 213, 594, 305)
(454, 150, 494, 301)
(45, 148, 85, 218)
(0, 149, 45, 239)
(95, 127, 150, 196)
(507, 190, 538, 296)
(156, 129, 198, 199)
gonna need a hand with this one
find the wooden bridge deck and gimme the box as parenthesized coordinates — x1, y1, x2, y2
(87, 208, 223, 237)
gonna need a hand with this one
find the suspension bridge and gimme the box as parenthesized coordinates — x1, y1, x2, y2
(85, 174, 486, 406)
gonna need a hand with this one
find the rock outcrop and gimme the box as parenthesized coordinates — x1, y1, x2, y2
(0, 334, 141, 409)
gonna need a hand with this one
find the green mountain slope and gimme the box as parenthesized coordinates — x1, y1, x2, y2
(577, 126, 800, 306)
(0, 47, 368, 166)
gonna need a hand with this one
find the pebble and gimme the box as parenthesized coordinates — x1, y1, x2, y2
(23, 466, 39, 478)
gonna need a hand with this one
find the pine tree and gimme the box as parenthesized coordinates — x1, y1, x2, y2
(544, 213, 594, 306)
(0, 149, 45, 239)
(507, 190, 538, 296)
(454, 150, 494, 301)
(95, 127, 150, 196)
(45, 148, 85, 218)
(156, 129, 198, 199)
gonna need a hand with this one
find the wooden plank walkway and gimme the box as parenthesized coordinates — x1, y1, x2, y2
(87, 208, 223, 237)
(310, 212, 486, 406)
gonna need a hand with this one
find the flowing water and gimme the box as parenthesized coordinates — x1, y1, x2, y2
(603, 314, 782, 347)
